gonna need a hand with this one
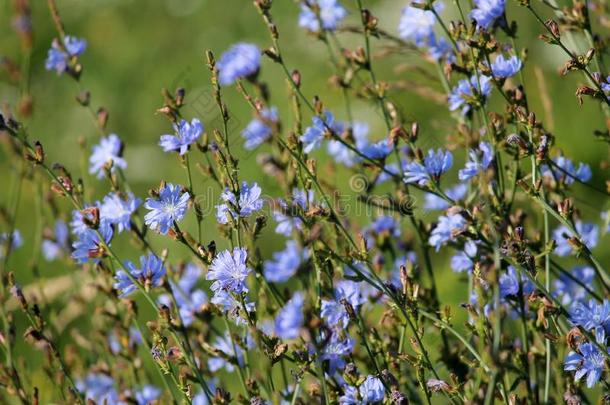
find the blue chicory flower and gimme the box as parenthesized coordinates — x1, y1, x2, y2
(499, 266, 535, 299)
(206, 248, 251, 295)
(134, 385, 161, 405)
(42, 220, 69, 261)
(339, 385, 360, 405)
(144, 183, 190, 235)
(217, 43, 260, 86)
(77, 373, 118, 404)
(564, 329, 609, 388)
(552, 221, 598, 257)
(89, 134, 127, 179)
(554, 266, 595, 306)
(429, 213, 466, 251)
(114, 253, 166, 297)
(100, 192, 141, 233)
(448, 74, 493, 114)
(241, 107, 278, 150)
(45, 35, 87, 74)
(159, 118, 203, 155)
(541, 156, 592, 185)
(458, 142, 493, 181)
(491, 55, 522, 78)
(264, 241, 309, 283)
(320, 333, 354, 374)
(301, 110, 344, 154)
(404, 149, 453, 186)
(207, 331, 251, 373)
(0, 230, 23, 258)
(470, 0, 505, 29)
(273, 188, 314, 236)
(71, 224, 113, 264)
(275, 292, 305, 339)
(211, 289, 255, 325)
(159, 263, 208, 326)
(398, 4, 436, 45)
(569, 299, 610, 332)
(216, 181, 264, 224)
(299, 0, 347, 32)
(321, 280, 366, 328)
(450, 241, 478, 273)
(325, 122, 391, 165)
(359, 375, 385, 403)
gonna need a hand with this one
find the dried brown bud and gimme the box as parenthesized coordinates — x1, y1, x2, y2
(291, 70, 301, 88)
(97, 108, 109, 129)
(76, 91, 90, 106)
(545, 19, 560, 37)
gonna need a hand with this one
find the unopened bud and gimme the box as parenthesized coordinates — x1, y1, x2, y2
(291, 70, 301, 88)
(175, 88, 185, 106)
(97, 108, 109, 129)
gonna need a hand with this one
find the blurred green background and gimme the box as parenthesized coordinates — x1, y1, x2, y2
(1, 0, 610, 402)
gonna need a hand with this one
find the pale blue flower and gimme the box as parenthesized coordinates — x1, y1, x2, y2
(366, 215, 401, 237)
(206, 248, 251, 295)
(326, 122, 369, 167)
(89, 134, 127, 179)
(45, 36, 86, 74)
(273, 188, 313, 236)
(339, 386, 359, 405)
(428, 35, 456, 62)
(77, 373, 118, 404)
(429, 213, 466, 251)
(100, 192, 141, 233)
(359, 375, 385, 403)
(541, 156, 592, 185)
(404, 149, 453, 186)
(71, 224, 113, 264)
(299, 0, 347, 32)
(553, 221, 598, 256)
(42, 220, 69, 261)
(159, 263, 208, 326)
(458, 142, 493, 181)
(570, 299, 610, 332)
(70, 206, 99, 236)
(241, 107, 278, 150)
(211, 289, 255, 325)
(321, 280, 366, 328)
(554, 266, 595, 306)
(320, 333, 354, 374)
(450, 241, 478, 273)
(0, 230, 23, 256)
(144, 183, 190, 235)
(499, 266, 534, 299)
(159, 118, 203, 155)
(398, 5, 436, 45)
(216, 182, 264, 224)
(275, 292, 305, 339)
(301, 110, 344, 153)
(217, 43, 260, 86)
(114, 253, 166, 297)
(208, 331, 250, 373)
(491, 55, 522, 78)
(564, 330, 608, 388)
(448, 74, 493, 114)
(264, 241, 309, 283)
(470, 0, 505, 29)
(134, 385, 161, 405)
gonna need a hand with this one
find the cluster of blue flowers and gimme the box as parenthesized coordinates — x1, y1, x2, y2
(7, 0, 610, 402)
(45, 35, 87, 74)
